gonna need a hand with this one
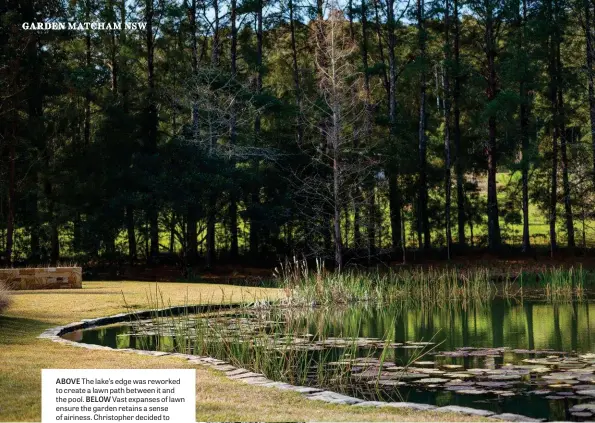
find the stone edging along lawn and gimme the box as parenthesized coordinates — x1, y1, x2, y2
(38, 305, 542, 423)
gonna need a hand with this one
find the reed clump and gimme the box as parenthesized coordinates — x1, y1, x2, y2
(541, 266, 586, 301)
(275, 258, 495, 305)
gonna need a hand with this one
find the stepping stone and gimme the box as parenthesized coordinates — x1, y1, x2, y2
(384, 402, 436, 411)
(212, 364, 236, 372)
(578, 390, 595, 397)
(228, 371, 264, 380)
(290, 386, 323, 394)
(225, 368, 250, 376)
(434, 405, 494, 417)
(354, 401, 386, 407)
(545, 395, 565, 400)
(260, 381, 292, 388)
(240, 377, 272, 385)
(307, 391, 362, 405)
(491, 413, 544, 422)
(531, 390, 551, 395)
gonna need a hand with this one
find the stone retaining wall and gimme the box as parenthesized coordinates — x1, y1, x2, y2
(0, 267, 82, 290)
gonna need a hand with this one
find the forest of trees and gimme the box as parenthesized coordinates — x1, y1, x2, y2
(2, 0, 595, 268)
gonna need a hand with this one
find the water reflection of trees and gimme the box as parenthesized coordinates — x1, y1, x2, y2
(274, 300, 595, 352)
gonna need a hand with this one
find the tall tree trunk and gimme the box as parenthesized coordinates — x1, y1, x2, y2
(348, 0, 355, 40)
(443, 0, 452, 258)
(118, 0, 136, 264)
(186, 206, 197, 263)
(229, 0, 239, 259)
(548, 9, 558, 255)
(485, 10, 501, 251)
(186, 0, 199, 265)
(126, 205, 137, 263)
(520, 0, 531, 252)
(250, 0, 263, 257)
(453, 0, 465, 247)
(388, 174, 401, 250)
(211, 0, 220, 66)
(373, 0, 390, 97)
(6, 124, 15, 266)
(84, 0, 91, 147)
(333, 155, 343, 270)
(206, 11, 219, 268)
(44, 142, 59, 265)
(190, 0, 199, 137)
(558, 42, 574, 248)
(417, 0, 430, 250)
(585, 0, 595, 188)
(145, 0, 159, 262)
(387, 0, 402, 252)
(109, 0, 118, 93)
(289, 0, 303, 144)
(26, 8, 42, 262)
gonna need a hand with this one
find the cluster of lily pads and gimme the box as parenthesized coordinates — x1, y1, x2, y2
(123, 312, 595, 421)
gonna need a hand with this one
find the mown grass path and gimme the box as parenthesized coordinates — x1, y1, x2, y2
(0, 281, 490, 422)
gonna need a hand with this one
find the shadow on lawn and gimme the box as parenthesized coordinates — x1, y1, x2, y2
(0, 315, 53, 344)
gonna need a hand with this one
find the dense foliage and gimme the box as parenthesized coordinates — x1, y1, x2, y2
(2, 0, 595, 267)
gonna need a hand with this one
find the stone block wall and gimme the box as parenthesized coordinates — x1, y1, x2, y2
(0, 267, 82, 290)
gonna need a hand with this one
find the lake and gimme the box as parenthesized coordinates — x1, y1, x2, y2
(66, 299, 595, 421)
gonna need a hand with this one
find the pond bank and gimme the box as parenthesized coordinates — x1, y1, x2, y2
(0, 281, 488, 422)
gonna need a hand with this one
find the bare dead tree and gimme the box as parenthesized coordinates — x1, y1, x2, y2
(292, 2, 377, 270)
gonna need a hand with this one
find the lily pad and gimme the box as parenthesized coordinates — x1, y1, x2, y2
(455, 389, 488, 395)
(415, 378, 449, 384)
(487, 374, 521, 381)
(531, 390, 552, 395)
(444, 373, 473, 379)
(577, 390, 595, 397)
(477, 381, 513, 388)
(413, 361, 435, 367)
(368, 380, 407, 386)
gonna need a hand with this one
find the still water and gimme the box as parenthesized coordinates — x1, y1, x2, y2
(68, 299, 595, 421)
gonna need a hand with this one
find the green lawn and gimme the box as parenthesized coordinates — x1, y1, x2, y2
(0, 281, 487, 422)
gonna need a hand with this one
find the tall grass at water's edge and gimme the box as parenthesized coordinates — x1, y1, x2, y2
(0, 280, 11, 314)
(275, 258, 495, 305)
(275, 258, 591, 304)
